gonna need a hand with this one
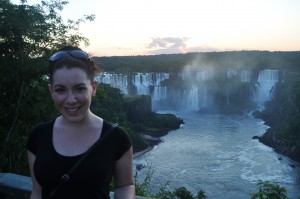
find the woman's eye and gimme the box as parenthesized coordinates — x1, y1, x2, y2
(54, 88, 65, 94)
(76, 87, 87, 92)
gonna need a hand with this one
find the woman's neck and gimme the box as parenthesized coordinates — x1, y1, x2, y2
(59, 111, 98, 129)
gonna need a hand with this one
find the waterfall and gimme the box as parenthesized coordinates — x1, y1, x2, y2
(184, 86, 199, 110)
(227, 69, 236, 79)
(240, 70, 251, 82)
(153, 86, 167, 101)
(97, 73, 128, 93)
(180, 70, 212, 110)
(254, 69, 278, 106)
(96, 69, 278, 112)
(96, 72, 171, 109)
(227, 69, 251, 82)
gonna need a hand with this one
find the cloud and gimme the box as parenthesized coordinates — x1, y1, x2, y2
(146, 37, 223, 55)
(147, 37, 189, 54)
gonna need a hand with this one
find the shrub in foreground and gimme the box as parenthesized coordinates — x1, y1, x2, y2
(251, 180, 288, 199)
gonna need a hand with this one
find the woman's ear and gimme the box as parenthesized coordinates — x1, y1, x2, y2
(48, 84, 54, 99)
(92, 81, 98, 96)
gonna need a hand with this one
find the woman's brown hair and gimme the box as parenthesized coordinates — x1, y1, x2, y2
(48, 45, 101, 83)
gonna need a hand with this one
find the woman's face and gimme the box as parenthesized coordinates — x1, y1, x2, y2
(48, 67, 97, 123)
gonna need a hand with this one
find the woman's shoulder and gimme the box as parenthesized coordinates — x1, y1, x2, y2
(102, 120, 131, 142)
(33, 119, 55, 130)
(101, 121, 124, 137)
(27, 119, 55, 153)
(101, 121, 132, 159)
(29, 119, 56, 136)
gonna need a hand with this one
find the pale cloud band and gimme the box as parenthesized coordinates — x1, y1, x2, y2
(146, 37, 219, 54)
(147, 37, 189, 54)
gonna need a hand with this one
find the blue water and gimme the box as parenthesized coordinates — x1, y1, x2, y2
(134, 111, 300, 199)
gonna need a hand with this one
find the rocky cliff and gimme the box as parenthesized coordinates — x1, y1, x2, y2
(252, 75, 300, 163)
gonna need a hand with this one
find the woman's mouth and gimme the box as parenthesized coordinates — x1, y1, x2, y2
(65, 107, 80, 112)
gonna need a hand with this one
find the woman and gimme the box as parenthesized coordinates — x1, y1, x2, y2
(27, 45, 135, 199)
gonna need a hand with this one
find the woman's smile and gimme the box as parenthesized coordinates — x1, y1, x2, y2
(65, 106, 81, 113)
(65, 106, 80, 112)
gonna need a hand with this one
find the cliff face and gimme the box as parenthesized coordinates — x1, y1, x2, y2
(253, 73, 300, 163)
(258, 128, 300, 163)
(124, 95, 152, 121)
(123, 94, 184, 153)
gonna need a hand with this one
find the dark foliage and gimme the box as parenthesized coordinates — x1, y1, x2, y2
(95, 51, 300, 73)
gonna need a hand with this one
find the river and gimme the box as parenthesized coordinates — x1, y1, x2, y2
(133, 111, 300, 199)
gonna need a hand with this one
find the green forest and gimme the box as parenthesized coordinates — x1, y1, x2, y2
(1, 0, 300, 198)
(94, 51, 300, 73)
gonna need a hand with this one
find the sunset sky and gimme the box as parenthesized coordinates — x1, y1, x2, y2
(13, 0, 300, 56)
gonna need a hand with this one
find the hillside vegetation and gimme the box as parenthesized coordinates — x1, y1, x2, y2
(94, 51, 300, 73)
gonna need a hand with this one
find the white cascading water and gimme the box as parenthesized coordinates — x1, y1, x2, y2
(240, 70, 251, 82)
(178, 70, 213, 111)
(153, 86, 167, 101)
(96, 69, 278, 111)
(254, 69, 278, 106)
(98, 73, 128, 93)
(183, 85, 199, 111)
(133, 74, 149, 95)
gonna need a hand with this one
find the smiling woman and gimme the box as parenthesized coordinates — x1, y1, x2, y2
(26, 45, 135, 199)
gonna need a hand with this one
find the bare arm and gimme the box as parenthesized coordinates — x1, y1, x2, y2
(113, 147, 135, 199)
(28, 151, 42, 199)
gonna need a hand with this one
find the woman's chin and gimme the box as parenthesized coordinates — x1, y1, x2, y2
(62, 114, 85, 123)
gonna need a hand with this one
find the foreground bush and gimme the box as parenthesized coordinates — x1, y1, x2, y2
(251, 180, 288, 199)
(134, 163, 207, 199)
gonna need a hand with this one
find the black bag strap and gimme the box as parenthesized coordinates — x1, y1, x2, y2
(47, 123, 118, 199)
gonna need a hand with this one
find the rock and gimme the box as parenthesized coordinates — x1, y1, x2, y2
(278, 157, 282, 160)
(252, 135, 260, 139)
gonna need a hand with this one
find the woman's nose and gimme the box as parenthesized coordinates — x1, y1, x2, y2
(66, 91, 77, 102)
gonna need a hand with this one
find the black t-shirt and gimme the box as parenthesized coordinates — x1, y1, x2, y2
(27, 120, 132, 199)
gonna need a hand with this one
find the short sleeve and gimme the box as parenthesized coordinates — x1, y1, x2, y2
(115, 127, 132, 160)
(26, 120, 54, 155)
(26, 126, 39, 155)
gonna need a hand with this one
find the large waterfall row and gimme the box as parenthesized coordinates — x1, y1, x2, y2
(96, 70, 278, 111)
(97, 72, 169, 96)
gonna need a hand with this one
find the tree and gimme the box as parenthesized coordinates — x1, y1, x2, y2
(251, 180, 288, 199)
(0, 0, 94, 174)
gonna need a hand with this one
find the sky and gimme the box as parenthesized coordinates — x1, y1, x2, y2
(12, 0, 300, 56)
